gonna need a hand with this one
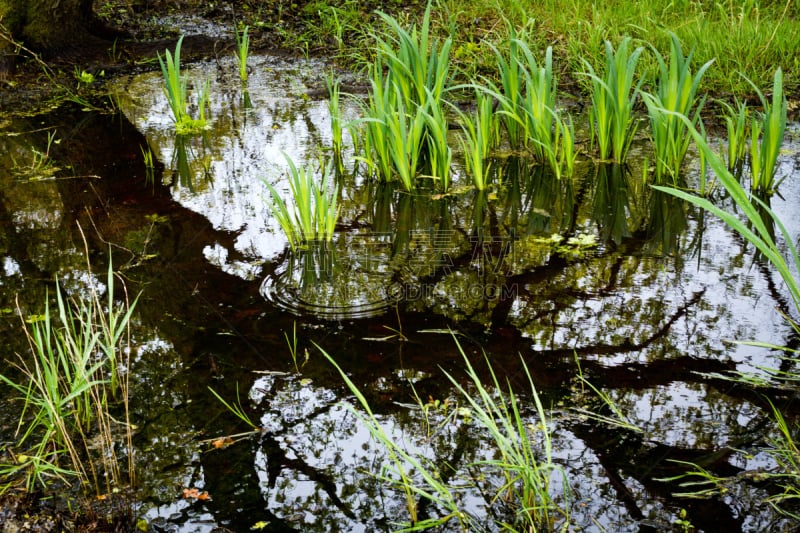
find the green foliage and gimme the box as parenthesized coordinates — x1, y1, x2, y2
(582, 37, 644, 163)
(455, 92, 494, 190)
(263, 153, 340, 251)
(319, 336, 571, 531)
(641, 33, 713, 184)
(0, 259, 138, 495)
(745, 68, 787, 195)
(326, 75, 345, 175)
(157, 36, 211, 135)
(355, 2, 454, 191)
(234, 25, 250, 82)
(718, 97, 749, 176)
(208, 384, 260, 431)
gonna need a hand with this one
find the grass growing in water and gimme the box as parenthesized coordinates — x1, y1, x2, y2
(641, 33, 713, 184)
(263, 154, 340, 251)
(158, 35, 211, 135)
(583, 37, 644, 163)
(654, 112, 800, 520)
(745, 68, 787, 196)
(0, 257, 138, 495)
(319, 336, 570, 531)
(234, 25, 250, 83)
(718, 97, 749, 177)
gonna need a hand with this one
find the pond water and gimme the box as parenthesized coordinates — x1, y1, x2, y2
(1, 53, 799, 532)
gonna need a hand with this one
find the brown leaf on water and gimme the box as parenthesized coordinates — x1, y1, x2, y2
(182, 488, 211, 500)
(211, 436, 234, 449)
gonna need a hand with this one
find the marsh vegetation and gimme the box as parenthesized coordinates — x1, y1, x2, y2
(0, 0, 799, 531)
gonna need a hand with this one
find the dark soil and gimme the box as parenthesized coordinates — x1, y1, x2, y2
(0, 0, 404, 115)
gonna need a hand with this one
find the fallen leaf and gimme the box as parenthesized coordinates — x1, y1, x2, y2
(182, 487, 211, 501)
(251, 521, 270, 530)
(211, 436, 234, 449)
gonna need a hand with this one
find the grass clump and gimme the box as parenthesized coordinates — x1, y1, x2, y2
(157, 35, 211, 135)
(0, 257, 138, 496)
(234, 25, 250, 83)
(746, 68, 787, 196)
(355, 3, 454, 191)
(263, 153, 340, 251)
(320, 336, 570, 531)
(583, 37, 644, 164)
(641, 33, 713, 184)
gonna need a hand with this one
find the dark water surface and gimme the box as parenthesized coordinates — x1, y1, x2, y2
(1, 54, 799, 532)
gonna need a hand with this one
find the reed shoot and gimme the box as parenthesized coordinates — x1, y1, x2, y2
(234, 25, 250, 83)
(583, 37, 644, 163)
(641, 33, 713, 184)
(718, 97, 749, 176)
(264, 154, 340, 251)
(158, 35, 211, 135)
(326, 75, 345, 175)
(746, 68, 787, 195)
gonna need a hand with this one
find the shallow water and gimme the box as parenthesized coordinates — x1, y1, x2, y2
(0, 53, 799, 531)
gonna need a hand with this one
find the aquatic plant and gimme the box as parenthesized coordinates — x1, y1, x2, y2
(641, 33, 713, 184)
(326, 75, 345, 175)
(358, 2, 453, 190)
(582, 37, 644, 163)
(208, 384, 259, 431)
(718, 97, 749, 176)
(654, 113, 799, 328)
(420, 87, 452, 189)
(746, 68, 787, 196)
(0, 257, 138, 495)
(485, 25, 528, 149)
(234, 25, 250, 83)
(157, 35, 210, 135)
(320, 336, 570, 531)
(263, 154, 340, 251)
(372, 2, 452, 113)
(455, 92, 495, 190)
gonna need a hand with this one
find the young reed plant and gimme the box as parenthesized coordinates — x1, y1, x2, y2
(641, 33, 714, 184)
(0, 259, 138, 495)
(455, 92, 495, 190)
(358, 68, 395, 184)
(485, 25, 528, 149)
(583, 37, 645, 163)
(518, 45, 558, 162)
(420, 88, 452, 190)
(372, 2, 452, 112)
(653, 113, 799, 312)
(746, 68, 787, 196)
(234, 25, 250, 83)
(326, 74, 345, 175)
(363, 2, 454, 190)
(263, 154, 340, 251)
(158, 35, 211, 135)
(158, 35, 189, 125)
(718, 97, 749, 177)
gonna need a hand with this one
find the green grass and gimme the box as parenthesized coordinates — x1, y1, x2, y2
(234, 25, 250, 83)
(0, 258, 138, 495)
(455, 94, 494, 190)
(583, 37, 644, 164)
(157, 35, 211, 135)
(745, 68, 787, 196)
(718, 97, 749, 177)
(641, 33, 713, 184)
(326, 74, 345, 175)
(263, 153, 341, 251)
